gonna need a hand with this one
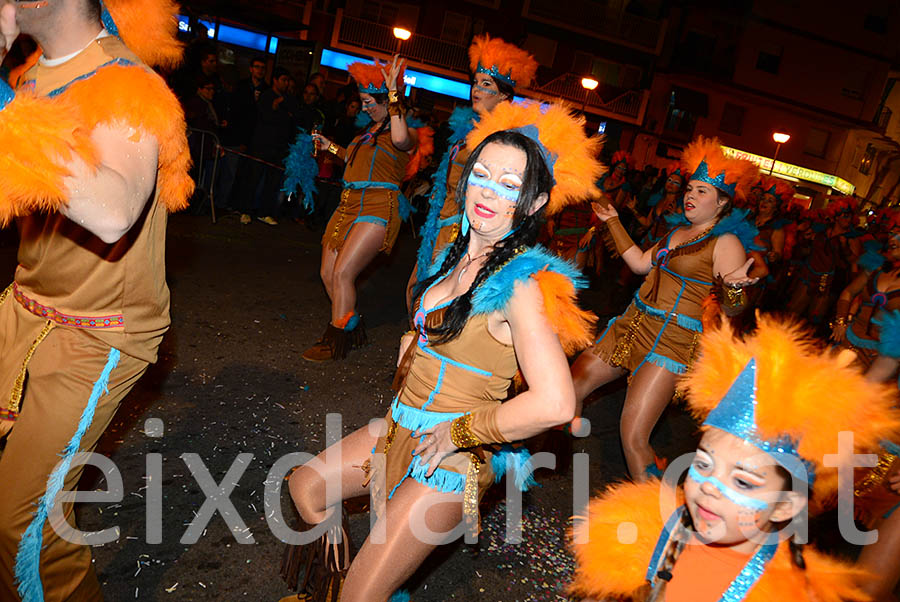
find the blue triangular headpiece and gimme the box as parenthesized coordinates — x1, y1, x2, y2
(765, 184, 778, 195)
(704, 358, 814, 485)
(510, 124, 557, 185)
(692, 158, 736, 198)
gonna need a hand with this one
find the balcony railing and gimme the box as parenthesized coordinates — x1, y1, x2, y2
(334, 11, 469, 73)
(533, 73, 648, 122)
(523, 0, 665, 54)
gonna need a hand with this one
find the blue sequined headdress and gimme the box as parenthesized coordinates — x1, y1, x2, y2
(704, 359, 814, 485)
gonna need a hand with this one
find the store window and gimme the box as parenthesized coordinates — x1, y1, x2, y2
(719, 103, 745, 136)
(755, 44, 782, 75)
(804, 127, 830, 158)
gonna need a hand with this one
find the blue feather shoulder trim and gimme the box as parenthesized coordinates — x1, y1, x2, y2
(470, 246, 587, 315)
(712, 208, 761, 251)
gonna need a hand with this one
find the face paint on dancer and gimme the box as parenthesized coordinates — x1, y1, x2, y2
(463, 142, 527, 240)
(471, 73, 505, 113)
(360, 92, 387, 123)
(683, 427, 805, 554)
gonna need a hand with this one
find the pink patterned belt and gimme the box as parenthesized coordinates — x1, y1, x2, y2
(13, 283, 125, 329)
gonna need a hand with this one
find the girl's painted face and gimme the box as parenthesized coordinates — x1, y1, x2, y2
(684, 179, 726, 225)
(464, 142, 527, 240)
(684, 428, 801, 553)
(360, 92, 387, 123)
(471, 73, 505, 113)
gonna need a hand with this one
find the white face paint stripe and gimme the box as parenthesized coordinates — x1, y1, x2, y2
(688, 465, 769, 511)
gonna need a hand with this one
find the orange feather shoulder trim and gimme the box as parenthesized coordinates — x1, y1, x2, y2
(404, 126, 435, 181)
(63, 64, 193, 212)
(0, 64, 192, 225)
(0, 93, 97, 226)
(103, 0, 185, 69)
(532, 270, 596, 354)
(569, 479, 680, 599)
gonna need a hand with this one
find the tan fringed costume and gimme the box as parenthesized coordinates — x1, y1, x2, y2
(0, 5, 191, 599)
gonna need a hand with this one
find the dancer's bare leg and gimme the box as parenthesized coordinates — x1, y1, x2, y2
(330, 222, 385, 323)
(289, 424, 377, 525)
(570, 351, 626, 417)
(340, 479, 463, 602)
(319, 246, 338, 303)
(619, 363, 677, 479)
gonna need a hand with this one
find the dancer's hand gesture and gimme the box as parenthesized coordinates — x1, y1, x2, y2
(411, 422, 456, 477)
(722, 257, 759, 287)
(380, 54, 405, 93)
(591, 201, 617, 223)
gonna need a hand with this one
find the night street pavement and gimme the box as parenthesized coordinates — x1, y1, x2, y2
(0, 215, 699, 601)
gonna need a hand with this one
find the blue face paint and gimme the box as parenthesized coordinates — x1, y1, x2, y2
(688, 464, 769, 511)
(467, 172, 520, 204)
(472, 82, 499, 96)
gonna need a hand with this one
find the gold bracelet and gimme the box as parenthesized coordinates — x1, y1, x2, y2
(450, 414, 483, 449)
(388, 101, 404, 117)
(327, 143, 340, 156)
(832, 316, 848, 327)
(723, 284, 745, 308)
(388, 89, 400, 103)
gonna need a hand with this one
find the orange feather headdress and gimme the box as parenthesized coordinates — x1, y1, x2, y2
(466, 101, 605, 215)
(102, 0, 184, 69)
(682, 315, 900, 504)
(758, 175, 795, 206)
(681, 136, 758, 201)
(469, 34, 537, 90)
(825, 195, 858, 218)
(610, 150, 634, 170)
(347, 60, 402, 94)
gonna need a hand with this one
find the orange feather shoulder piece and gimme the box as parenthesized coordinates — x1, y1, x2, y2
(0, 93, 97, 226)
(0, 64, 192, 225)
(569, 479, 680, 600)
(404, 126, 435, 181)
(532, 270, 596, 354)
(63, 64, 193, 211)
(103, 0, 185, 69)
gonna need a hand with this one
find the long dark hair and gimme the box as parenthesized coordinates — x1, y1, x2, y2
(346, 93, 389, 168)
(414, 130, 553, 344)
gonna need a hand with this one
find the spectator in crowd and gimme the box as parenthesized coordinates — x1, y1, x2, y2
(230, 67, 299, 225)
(185, 75, 225, 211)
(214, 57, 269, 211)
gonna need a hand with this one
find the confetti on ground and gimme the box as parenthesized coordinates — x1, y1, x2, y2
(464, 501, 575, 602)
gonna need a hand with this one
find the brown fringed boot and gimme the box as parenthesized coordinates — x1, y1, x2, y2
(280, 512, 352, 602)
(301, 312, 367, 362)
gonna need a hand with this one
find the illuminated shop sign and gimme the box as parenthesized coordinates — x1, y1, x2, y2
(722, 146, 855, 195)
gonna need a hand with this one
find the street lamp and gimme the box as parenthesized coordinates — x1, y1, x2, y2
(770, 132, 790, 175)
(393, 27, 411, 53)
(392, 27, 411, 41)
(581, 77, 599, 115)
